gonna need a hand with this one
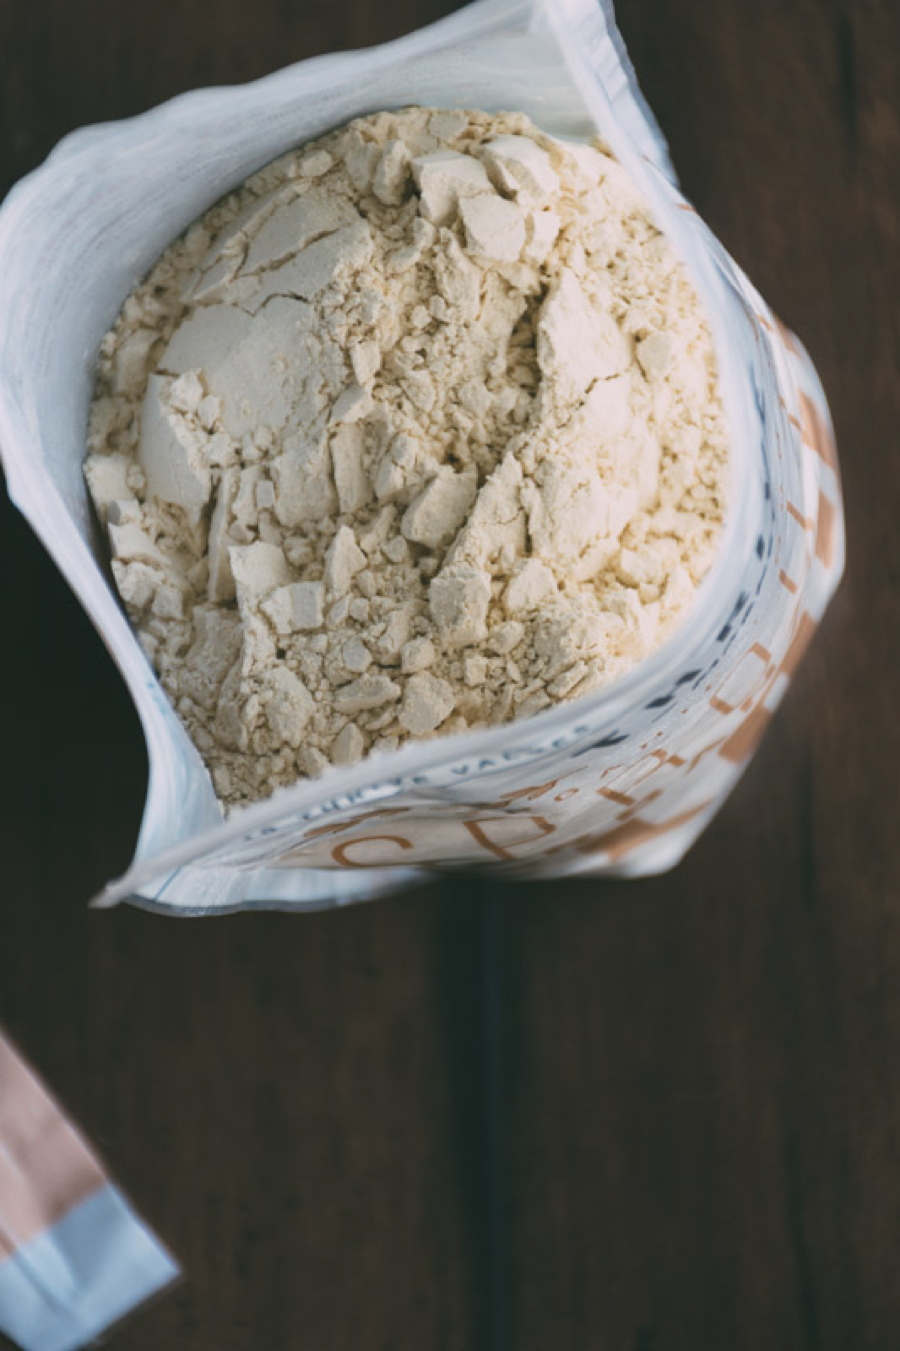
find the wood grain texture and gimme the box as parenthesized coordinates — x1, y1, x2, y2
(0, 0, 895, 1347)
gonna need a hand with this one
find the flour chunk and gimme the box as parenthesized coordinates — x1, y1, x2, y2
(401, 466, 478, 550)
(480, 135, 560, 199)
(399, 673, 456, 734)
(264, 667, 314, 747)
(412, 151, 493, 225)
(460, 195, 526, 263)
(262, 580, 325, 633)
(325, 525, 366, 596)
(140, 375, 211, 513)
(429, 565, 492, 648)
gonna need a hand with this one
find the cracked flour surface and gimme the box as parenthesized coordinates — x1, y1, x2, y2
(84, 107, 729, 808)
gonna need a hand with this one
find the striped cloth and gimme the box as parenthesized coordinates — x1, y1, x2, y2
(0, 1034, 178, 1351)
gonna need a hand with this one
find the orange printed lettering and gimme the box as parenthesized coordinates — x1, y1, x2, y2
(332, 835, 415, 867)
(463, 815, 555, 860)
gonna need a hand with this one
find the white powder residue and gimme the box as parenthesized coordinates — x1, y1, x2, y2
(84, 107, 729, 808)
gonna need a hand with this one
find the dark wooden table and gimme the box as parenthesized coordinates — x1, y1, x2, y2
(1, 1, 897, 1347)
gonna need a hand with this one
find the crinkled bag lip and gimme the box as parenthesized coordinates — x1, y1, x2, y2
(0, 0, 763, 906)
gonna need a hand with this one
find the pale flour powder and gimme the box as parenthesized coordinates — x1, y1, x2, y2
(84, 107, 729, 807)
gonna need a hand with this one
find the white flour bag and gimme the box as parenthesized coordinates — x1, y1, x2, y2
(0, 0, 843, 912)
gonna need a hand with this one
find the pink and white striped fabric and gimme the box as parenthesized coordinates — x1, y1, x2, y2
(0, 1034, 178, 1351)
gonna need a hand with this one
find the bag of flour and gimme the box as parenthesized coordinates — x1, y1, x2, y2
(0, 0, 843, 913)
